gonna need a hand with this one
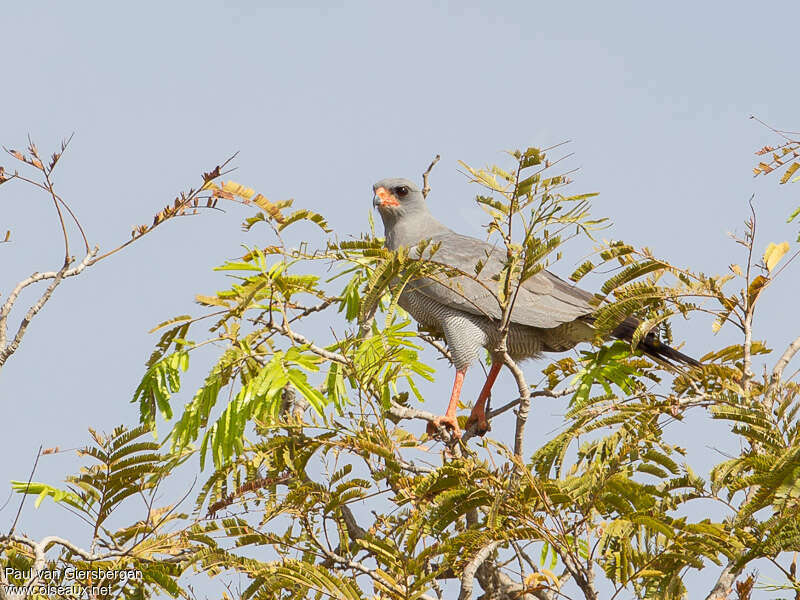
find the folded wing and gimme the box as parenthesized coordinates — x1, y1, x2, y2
(407, 232, 595, 329)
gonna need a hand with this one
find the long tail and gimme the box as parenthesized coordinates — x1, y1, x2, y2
(612, 317, 701, 367)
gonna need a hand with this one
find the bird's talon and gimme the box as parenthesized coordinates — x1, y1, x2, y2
(466, 413, 490, 436)
(426, 415, 461, 439)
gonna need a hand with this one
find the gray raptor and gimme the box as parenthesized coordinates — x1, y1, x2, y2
(372, 178, 699, 437)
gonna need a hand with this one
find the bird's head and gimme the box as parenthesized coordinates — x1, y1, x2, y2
(372, 178, 426, 223)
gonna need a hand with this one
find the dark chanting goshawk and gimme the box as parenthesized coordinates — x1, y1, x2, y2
(372, 178, 699, 438)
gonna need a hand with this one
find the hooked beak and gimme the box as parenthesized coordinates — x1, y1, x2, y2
(372, 193, 381, 208)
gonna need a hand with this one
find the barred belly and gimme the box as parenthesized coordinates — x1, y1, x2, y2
(399, 289, 593, 371)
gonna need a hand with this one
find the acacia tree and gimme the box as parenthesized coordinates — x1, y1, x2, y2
(4, 137, 800, 600)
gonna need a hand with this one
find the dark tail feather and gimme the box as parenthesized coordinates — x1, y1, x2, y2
(612, 318, 701, 367)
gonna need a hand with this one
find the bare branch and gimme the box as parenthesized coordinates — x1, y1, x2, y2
(418, 332, 453, 362)
(8, 446, 42, 537)
(264, 321, 347, 364)
(705, 560, 741, 600)
(0, 532, 159, 593)
(769, 334, 800, 395)
(421, 154, 441, 199)
(504, 352, 531, 457)
(0, 531, 192, 564)
(339, 504, 367, 541)
(0, 249, 97, 367)
(487, 387, 576, 421)
(459, 541, 501, 600)
(306, 521, 438, 600)
(741, 197, 757, 394)
(472, 552, 545, 600)
(386, 400, 459, 443)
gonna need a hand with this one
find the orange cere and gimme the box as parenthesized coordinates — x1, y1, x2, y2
(375, 186, 400, 207)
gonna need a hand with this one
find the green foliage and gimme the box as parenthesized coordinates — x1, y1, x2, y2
(5, 426, 198, 600)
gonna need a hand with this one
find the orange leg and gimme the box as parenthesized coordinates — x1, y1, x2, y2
(427, 368, 466, 437)
(466, 362, 502, 435)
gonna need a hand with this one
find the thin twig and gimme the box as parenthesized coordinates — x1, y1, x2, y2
(264, 322, 347, 364)
(304, 520, 438, 600)
(488, 387, 576, 420)
(741, 196, 757, 394)
(418, 332, 453, 362)
(8, 446, 42, 537)
(421, 154, 441, 199)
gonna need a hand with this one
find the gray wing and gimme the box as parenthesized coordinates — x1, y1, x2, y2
(406, 232, 595, 329)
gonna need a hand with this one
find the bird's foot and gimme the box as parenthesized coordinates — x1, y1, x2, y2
(466, 409, 490, 437)
(426, 414, 461, 439)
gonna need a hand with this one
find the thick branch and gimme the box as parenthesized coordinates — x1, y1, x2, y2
(560, 552, 598, 600)
(386, 400, 459, 443)
(339, 504, 367, 541)
(12, 534, 129, 563)
(769, 334, 800, 396)
(503, 352, 531, 457)
(0, 532, 132, 595)
(459, 541, 500, 600)
(0, 248, 97, 364)
(474, 554, 543, 600)
(0, 250, 94, 368)
(0, 531, 190, 600)
(705, 559, 741, 600)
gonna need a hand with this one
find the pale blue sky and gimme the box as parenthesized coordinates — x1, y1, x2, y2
(2, 2, 799, 597)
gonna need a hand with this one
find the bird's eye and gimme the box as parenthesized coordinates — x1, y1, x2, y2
(396, 186, 409, 198)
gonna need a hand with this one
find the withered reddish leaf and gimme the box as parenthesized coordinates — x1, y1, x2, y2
(212, 188, 235, 200)
(203, 165, 221, 182)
